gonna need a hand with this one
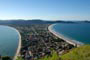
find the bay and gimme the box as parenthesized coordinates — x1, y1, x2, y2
(0, 25, 19, 57)
(52, 23, 90, 44)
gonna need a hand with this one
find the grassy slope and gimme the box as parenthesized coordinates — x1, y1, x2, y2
(61, 45, 90, 60)
(17, 45, 90, 60)
(39, 51, 60, 60)
(40, 45, 90, 60)
(16, 57, 24, 60)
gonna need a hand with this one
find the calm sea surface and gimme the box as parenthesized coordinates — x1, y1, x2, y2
(52, 23, 90, 44)
(0, 26, 19, 57)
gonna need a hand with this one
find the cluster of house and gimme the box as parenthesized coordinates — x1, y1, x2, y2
(13, 24, 74, 60)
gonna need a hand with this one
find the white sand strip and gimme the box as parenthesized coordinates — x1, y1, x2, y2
(48, 24, 83, 47)
(13, 28, 21, 60)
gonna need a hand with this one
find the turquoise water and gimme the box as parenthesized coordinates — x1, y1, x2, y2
(0, 26, 19, 57)
(52, 23, 90, 44)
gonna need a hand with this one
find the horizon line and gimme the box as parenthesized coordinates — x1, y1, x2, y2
(0, 19, 89, 21)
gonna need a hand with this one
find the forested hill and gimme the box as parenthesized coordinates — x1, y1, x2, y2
(0, 20, 77, 25)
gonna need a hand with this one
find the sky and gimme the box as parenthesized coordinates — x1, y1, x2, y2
(0, 0, 90, 21)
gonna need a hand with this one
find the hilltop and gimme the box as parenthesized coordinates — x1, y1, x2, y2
(61, 45, 90, 60)
(0, 19, 81, 25)
(40, 45, 90, 60)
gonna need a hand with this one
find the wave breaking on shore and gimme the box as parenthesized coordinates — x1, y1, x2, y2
(48, 24, 83, 47)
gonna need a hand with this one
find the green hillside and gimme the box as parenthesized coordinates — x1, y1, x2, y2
(39, 51, 60, 60)
(17, 45, 90, 60)
(61, 45, 90, 60)
(39, 45, 90, 60)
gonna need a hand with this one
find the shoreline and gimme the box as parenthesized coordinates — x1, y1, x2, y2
(13, 28, 21, 60)
(0, 25, 21, 60)
(48, 24, 83, 47)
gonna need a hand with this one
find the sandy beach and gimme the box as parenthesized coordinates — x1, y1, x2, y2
(48, 24, 83, 47)
(8, 26, 22, 60)
(13, 29, 21, 60)
(0, 25, 21, 60)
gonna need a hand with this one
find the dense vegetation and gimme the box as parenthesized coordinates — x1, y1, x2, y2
(16, 57, 24, 60)
(39, 51, 60, 60)
(61, 45, 90, 60)
(1, 56, 12, 60)
(39, 45, 90, 60)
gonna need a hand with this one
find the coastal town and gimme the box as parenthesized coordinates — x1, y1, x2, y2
(0, 0, 89, 60)
(9, 24, 74, 60)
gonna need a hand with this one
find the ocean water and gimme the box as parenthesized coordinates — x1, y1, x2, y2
(52, 23, 90, 44)
(0, 26, 19, 57)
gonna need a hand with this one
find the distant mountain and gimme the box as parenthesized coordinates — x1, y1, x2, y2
(0, 19, 89, 25)
(0, 20, 62, 25)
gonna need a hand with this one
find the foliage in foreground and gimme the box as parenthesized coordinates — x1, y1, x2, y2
(61, 45, 90, 60)
(2, 56, 12, 60)
(39, 51, 60, 60)
(16, 56, 24, 60)
(16, 45, 90, 60)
